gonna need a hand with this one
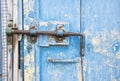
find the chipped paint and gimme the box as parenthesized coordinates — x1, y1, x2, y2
(24, 67, 35, 81)
(24, 33, 35, 81)
(116, 51, 120, 59)
(83, 0, 120, 81)
(39, 22, 49, 26)
(24, 43, 35, 81)
(64, 14, 68, 17)
(23, 0, 34, 15)
(92, 37, 100, 46)
(85, 29, 120, 56)
(23, 0, 37, 80)
(49, 21, 69, 25)
(20, 0, 120, 81)
(76, 63, 82, 81)
(83, 60, 87, 72)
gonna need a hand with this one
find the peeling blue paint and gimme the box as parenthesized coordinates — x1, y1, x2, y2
(82, 0, 120, 81)
(20, 0, 120, 81)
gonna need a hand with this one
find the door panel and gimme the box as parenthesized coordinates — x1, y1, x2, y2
(22, 0, 120, 81)
(82, 0, 120, 81)
(23, 0, 82, 81)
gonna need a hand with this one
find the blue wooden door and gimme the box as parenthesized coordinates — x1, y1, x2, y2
(82, 0, 120, 81)
(22, 0, 82, 81)
(21, 0, 120, 81)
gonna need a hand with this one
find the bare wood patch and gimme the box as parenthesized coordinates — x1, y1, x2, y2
(13, 0, 19, 81)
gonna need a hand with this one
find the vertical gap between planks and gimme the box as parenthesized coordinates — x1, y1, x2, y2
(80, 0, 84, 81)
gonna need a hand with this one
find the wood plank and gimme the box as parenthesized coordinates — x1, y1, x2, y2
(13, 0, 19, 81)
(7, 0, 13, 81)
(23, 0, 36, 81)
(7, 45, 12, 81)
(13, 34, 18, 81)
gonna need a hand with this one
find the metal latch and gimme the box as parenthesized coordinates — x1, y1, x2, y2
(6, 24, 85, 56)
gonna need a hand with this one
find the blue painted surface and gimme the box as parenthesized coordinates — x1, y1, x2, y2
(21, 0, 120, 81)
(39, 1, 80, 81)
(0, 0, 2, 80)
(82, 0, 120, 81)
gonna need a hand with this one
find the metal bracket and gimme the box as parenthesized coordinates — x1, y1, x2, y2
(7, 20, 13, 45)
(51, 24, 66, 44)
(7, 22, 38, 43)
(39, 21, 69, 46)
(28, 24, 38, 43)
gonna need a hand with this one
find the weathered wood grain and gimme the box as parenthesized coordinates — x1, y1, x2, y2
(13, 0, 19, 81)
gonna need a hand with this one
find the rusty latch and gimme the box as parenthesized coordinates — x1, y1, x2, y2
(6, 24, 85, 56)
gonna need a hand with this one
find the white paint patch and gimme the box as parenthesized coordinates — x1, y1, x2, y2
(83, 60, 87, 71)
(64, 14, 68, 17)
(24, 33, 35, 81)
(24, 0, 34, 16)
(94, 14, 97, 18)
(116, 52, 120, 59)
(76, 63, 82, 81)
(39, 22, 49, 26)
(92, 37, 100, 46)
(24, 25, 29, 30)
(88, 67, 91, 74)
(50, 21, 69, 24)
(85, 28, 120, 57)
(39, 21, 69, 26)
